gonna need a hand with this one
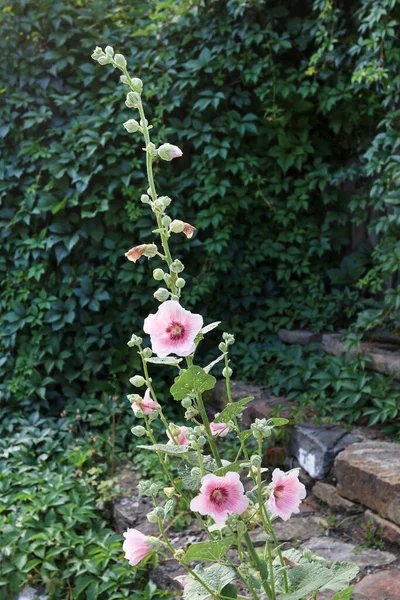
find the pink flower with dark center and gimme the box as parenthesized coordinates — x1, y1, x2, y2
(167, 424, 190, 446)
(267, 468, 306, 521)
(143, 300, 203, 357)
(190, 472, 249, 524)
(210, 417, 229, 438)
(132, 389, 159, 416)
(122, 528, 152, 566)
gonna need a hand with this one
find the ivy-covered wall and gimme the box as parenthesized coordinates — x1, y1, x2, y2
(1, 0, 399, 410)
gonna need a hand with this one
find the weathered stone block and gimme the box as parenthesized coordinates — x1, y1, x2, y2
(302, 537, 396, 569)
(291, 424, 360, 479)
(278, 329, 320, 345)
(313, 481, 363, 513)
(363, 509, 400, 545)
(335, 441, 400, 525)
(353, 570, 400, 600)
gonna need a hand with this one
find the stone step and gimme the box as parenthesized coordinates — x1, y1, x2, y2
(353, 569, 400, 600)
(301, 536, 396, 569)
(334, 440, 400, 526)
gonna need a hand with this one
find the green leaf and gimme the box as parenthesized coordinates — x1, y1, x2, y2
(278, 561, 359, 600)
(267, 418, 289, 427)
(170, 365, 216, 400)
(184, 539, 233, 562)
(214, 461, 244, 477)
(221, 583, 237, 598)
(137, 444, 189, 456)
(183, 565, 236, 600)
(332, 587, 355, 600)
(214, 397, 253, 423)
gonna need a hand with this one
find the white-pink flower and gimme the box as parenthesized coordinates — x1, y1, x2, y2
(158, 143, 183, 161)
(167, 425, 190, 446)
(267, 468, 306, 521)
(122, 528, 152, 566)
(210, 418, 229, 438)
(143, 300, 203, 357)
(190, 472, 249, 524)
(132, 389, 159, 416)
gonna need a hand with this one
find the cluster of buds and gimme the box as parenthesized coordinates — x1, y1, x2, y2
(250, 418, 274, 440)
(181, 396, 199, 420)
(138, 480, 161, 497)
(127, 334, 142, 348)
(219, 332, 235, 353)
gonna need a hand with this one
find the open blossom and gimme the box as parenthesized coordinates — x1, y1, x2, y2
(122, 528, 152, 566)
(210, 416, 229, 437)
(190, 472, 249, 524)
(158, 143, 183, 161)
(143, 300, 203, 357)
(167, 424, 190, 446)
(132, 389, 159, 416)
(267, 468, 306, 521)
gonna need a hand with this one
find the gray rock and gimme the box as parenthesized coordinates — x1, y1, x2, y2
(313, 482, 363, 513)
(302, 537, 396, 569)
(17, 586, 48, 600)
(272, 516, 325, 542)
(291, 424, 360, 479)
(278, 329, 320, 345)
(112, 467, 158, 536)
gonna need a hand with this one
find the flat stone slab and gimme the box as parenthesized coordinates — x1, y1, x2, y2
(278, 329, 320, 345)
(302, 537, 396, 569)
(335, 441, 400, 525)
(313, 482, 363, 513)
(273, 516, 325, 541)
(353, 569, 400, 599)
(291, 424, 360, 479)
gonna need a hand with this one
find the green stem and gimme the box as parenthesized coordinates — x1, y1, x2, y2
(196, 392, 222, 468)
(242, 530, 273, 600)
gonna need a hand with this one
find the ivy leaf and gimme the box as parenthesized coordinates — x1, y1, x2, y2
(184, 539, 233, 562)
(170, 365, 216, 400)
(214, 397, 253, 423)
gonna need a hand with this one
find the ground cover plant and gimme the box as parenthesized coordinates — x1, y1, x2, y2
(87, 45, 359, 599)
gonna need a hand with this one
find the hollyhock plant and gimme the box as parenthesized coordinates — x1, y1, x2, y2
(190, 472, 249, 524)
(91, 46, 359, 600)
(267, 468, 306, 521)
(143, 300, 203, 358)
(122, 528, 153, 566)
(131, 389, 159, 416)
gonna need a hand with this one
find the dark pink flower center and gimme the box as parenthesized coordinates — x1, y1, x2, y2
(166, 321, 185, 340)
(211, 487, 228, 505)
(274, 484, 285, 499)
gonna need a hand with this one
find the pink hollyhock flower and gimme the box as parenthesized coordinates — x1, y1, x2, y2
(158, 143, 183, 161)
(143, 300, 203, 357)
(210, 417, 229, 438)
(122, 528, 152, 566)
(267, 468, 306, 521)
(167, 424, 190, 446)
(132, 389, 159, 416)
(190, 472, 249, 524)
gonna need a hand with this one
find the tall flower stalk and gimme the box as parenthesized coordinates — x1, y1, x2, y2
(90, 46, 359, 600)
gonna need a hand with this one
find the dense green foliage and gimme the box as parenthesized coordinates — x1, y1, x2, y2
(1, 0, 399, 421)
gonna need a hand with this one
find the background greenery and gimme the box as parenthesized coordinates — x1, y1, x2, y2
(1, 0, 400, 597)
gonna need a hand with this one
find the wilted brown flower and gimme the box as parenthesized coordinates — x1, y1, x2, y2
(125, 245, 147, 263)
(182, 222, 196, 239)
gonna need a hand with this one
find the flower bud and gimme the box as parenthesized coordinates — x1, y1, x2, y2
(222, 367, 233, 378)
(158, 196, 172, 209)
(98, 55, 112, 65)
(127, 393, 141, 403)
(104, 46, 114, 57)
(148, 537, 162, 552)
(197, 436, 207, 447)
(176, 278, 185, 289)
(170, 294, 179, 302)
(141, 194, 151, 204)
(144, 244, 158, 258)
(123, 119, 140, 133)
(129, 375, 146, 387)
(219, 342, 227, 352)
(223, 332, 235, 345)
(164, 487, 175, 499)
(181, 397, 192, 408)
(153, 268, 165, 281)
(174, 549, 186, 561)
(130, 77, 143, 94)
(114, 53, 127, 68)
(169, 219, 185, 234)
(146, 510, 159, 523)
(142, 347, 152, 358)
(153, 199, 165, 213)
(120, 75, 129, 85)
(185, 407, 199, 419)
(162, 215, 172, 227)
(170, 259, 184, 273)
(127, 334, 142, 347)
(91, 46, 103, 60)
(154, 288, 169, 302)
(250, 455, 262, 467)
(164, 273, 172, 286)
(157, 143, 183, 161)
(131, 425, 147, 437)
(125, 92, 141, 108)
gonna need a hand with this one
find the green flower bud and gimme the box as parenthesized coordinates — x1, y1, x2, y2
(153, 268, 165, 281)
(219, 342, 227, 352)
(169, 219, 185, 234)
(127, 393, 141, 403)
(144, 244, 158, 258)
(131, 425, 147, 437)
(222, 367, 233, 378)
(127, 334, 142, 347)
(98, 55, 112, 65)
(176, 278, 185, 289)
(146, 510, 159, 523)
(142, 347, 152, 358)
(170, 294, 179, 302)
(174, 549, 185, 561)
(91, 46, 103, 60)
(120, 75, 129, 85)
(130, 77, 143, 94)
(141, 194, 151, 204)
(105, 46, 114, 57)
(123, 119, 140, 133)
(162, 215, 172, 227)
(223, 332, 235, 345)
(153, 199, 165, 213)
(185, 408, 199, 419)
(164, 273, 172, 286)
(157, 143, 183, 161)
(129, 375, 145, 387)
(170, 259, 184, 273)
(148, 537, 161, 552)
(197, 436, 207, 447)
(158, 196, 172, 209)
(154, 288, 169, 302)
(125, 91, 141, 108)
(181, 397, 192, 409)
(114, 53, 127, 68)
